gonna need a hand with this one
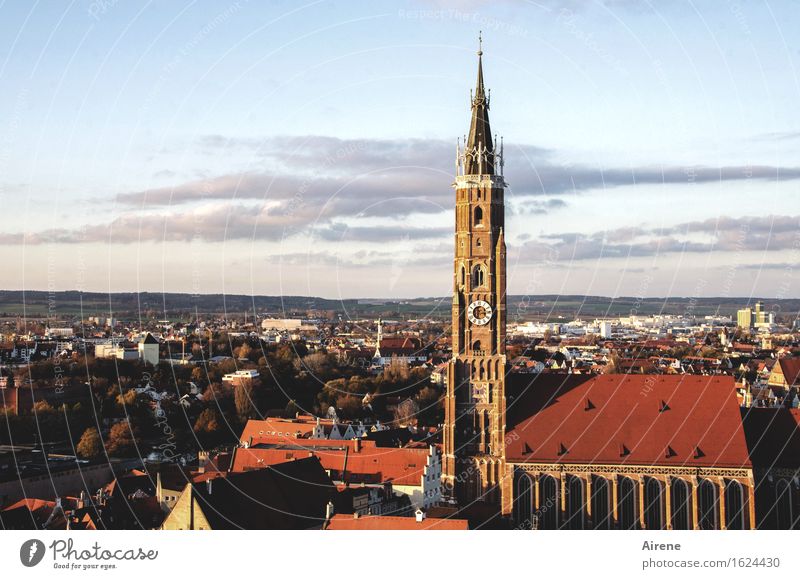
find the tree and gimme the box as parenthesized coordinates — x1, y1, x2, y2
(76, 427, 102, 459)
(604, 354, 622, 374)
(194, 408, 221, 435)
(296, 352, 336, 380)
(106, 420, 137, 457)
(383, 357, 410, 382)
(336, 395, 363, 420)
(235, 342, 253, 361)
(393, 397, 419, 427)
(234, 381, 255, 424)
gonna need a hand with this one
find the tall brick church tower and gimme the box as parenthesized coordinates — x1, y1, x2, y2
(442, 37, 508, 508)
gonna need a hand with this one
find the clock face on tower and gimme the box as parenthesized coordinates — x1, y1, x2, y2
(467, 300, 493, 325)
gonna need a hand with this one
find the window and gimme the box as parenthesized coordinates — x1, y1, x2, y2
(566, 476, 585, 529)
(644, 478, 664, 530)
(514, 473, 533, 529)
(698, 479, 718, 530)
(537, 475, 559, 530)
(618, 477, 637, 530)
(472, 265, 485, 287)
(474, 206, 483, 226)
(591, 476, 611, 529)
(725, 480, 745, 530)
(460, 266, 466, 286)
(775, 479, 794, 530)
(472, 340, 481, 353)
(671, 478, 691, 530)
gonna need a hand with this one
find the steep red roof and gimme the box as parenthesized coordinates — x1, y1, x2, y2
(326, 514, 468, 530)
(231, 439, 433, 486)
(3, 498, 56, 512)
(741, 407, 800, 469)
(506, 374, 751, 468)
(775, 358, 800, 386)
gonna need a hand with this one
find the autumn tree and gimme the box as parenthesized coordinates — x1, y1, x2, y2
(604, 354, 622, 374)
(194, 408, 221, 435)
(235, 342, 253, 361)
(234, 381, 255, 424)
(76, 426, 102, 459)
(295, 352, 336, 380)
(393, 397, 419, 427)
(106, 420, 137, 457)
(383, 357, 410, 382)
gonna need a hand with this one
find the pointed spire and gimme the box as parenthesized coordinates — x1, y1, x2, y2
(464, 33, 494, 175)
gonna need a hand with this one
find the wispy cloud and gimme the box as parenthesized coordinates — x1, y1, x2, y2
(517, 214, 800, 261)
(5, 135, 800, 250)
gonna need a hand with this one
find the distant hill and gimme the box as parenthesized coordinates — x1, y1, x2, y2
(0, 290, 796, 322)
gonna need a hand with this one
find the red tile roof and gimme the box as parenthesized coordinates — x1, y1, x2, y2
(325, 514, 468, 530)
(231, 438, 433, 486)
(506, 374, 751, 468)
(775, 358, 800, 386)
(240, 417, 318, 442)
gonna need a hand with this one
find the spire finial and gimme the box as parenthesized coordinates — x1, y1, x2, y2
(478, 31, 483, 56)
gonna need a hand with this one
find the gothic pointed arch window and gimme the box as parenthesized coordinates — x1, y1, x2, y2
(472, 264, 485, 287)
(724, 479, 745, 530)
(514, 472, 533, 529)
(618, 477, 638, 530)
(775, 479, 794, 530)
(566, 476, 585, 529)
(698, 479, 718, 530)
(671, 478, 692, 530)
(591, 476, 611, 530)
(460, 265, 466, 286)
(472, 340, 481, 354)
(537, 474, 559, 530)
(644, 478, 664, 530)
(474, 206, 483, 227)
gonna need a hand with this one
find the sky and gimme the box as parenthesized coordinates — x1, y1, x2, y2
(1, 0, 799, 300)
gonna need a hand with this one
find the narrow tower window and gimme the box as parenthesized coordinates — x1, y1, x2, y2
(472, 265, 485, 287)
(474, 206, 483, 226)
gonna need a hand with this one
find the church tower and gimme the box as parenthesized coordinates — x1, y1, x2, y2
(442, 37, 508, 508)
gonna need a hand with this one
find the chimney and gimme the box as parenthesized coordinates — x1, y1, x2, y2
(206, 478, 213, 495)
(415, 508, 425, 523)
(353, 438, 361, 453)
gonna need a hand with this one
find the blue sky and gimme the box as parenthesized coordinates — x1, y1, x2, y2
(1, 0, 799, 300)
